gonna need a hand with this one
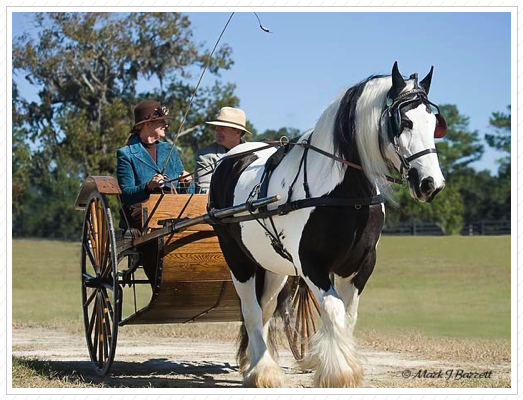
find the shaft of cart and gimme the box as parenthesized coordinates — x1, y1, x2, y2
(131, 195, 281, 247)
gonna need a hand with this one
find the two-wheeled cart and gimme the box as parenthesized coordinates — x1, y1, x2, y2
(74, 176, 320, 377)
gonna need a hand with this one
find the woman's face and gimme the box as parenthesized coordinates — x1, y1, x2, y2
(143, 119, 168, 141)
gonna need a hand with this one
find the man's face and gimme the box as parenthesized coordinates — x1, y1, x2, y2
(215, 126, 242, 150)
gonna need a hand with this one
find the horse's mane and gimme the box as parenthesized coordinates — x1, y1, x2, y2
(328, 74, 414, 201)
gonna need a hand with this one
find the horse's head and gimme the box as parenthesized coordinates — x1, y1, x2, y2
(382, 62, 446, 203)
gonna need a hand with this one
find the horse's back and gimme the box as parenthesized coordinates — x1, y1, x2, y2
(211, 142, 277, 208)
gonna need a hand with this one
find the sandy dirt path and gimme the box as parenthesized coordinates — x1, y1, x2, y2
(12, 326, 509, 388)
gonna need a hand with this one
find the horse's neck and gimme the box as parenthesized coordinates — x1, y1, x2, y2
(306, 93, 378, 199)
(303, 99, 346, 197)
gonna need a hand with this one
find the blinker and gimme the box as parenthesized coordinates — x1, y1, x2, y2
(434, 113, 447, 139)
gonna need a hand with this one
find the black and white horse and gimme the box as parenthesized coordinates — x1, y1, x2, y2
(209, 62, 446, 388)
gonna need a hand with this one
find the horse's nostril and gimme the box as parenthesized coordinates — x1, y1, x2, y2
(420, 177, 435, 195)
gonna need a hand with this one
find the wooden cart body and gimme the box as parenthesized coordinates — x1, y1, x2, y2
(120, 194, 241, 325)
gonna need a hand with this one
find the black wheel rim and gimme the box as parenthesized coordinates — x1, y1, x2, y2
(81, 192, 120, 377)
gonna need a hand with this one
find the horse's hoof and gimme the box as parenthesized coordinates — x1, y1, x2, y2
(243, 364, 286, 388)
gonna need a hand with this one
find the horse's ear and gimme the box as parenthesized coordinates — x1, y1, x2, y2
(420, 66, 434, 95)
(390, 61, 406, 99)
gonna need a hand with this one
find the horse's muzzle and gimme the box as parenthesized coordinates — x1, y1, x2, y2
(420, 177, 445, 203)
(408, 170, 445, 203)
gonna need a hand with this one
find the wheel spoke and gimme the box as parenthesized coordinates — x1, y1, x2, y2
(305, 291, 317, 333)
(90, 201, 100, 266)
(100, 293, 113, 342)
(311, 290, 321, 315)
(87, 304, 98, 345)
(97, 199, 106, 270)
(101, 300, 109, 364)
(101, 281, 114, 292)
(84, 288, 97, 308)
(88, 226, 100, 273)
(97, 292, 104, 368)
(100, 240, 112, 280)
(83, 243, 99, 271)
(293, 293, 301, 350)
(100, 229, 110, 277)
(101, 287, 115, 319)
(300, 290, 307, 357)
(92, 297, 99, 359)
(291, 279, 300, 304)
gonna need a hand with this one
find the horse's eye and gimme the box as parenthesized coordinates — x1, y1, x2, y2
(401, 119, 413, 130)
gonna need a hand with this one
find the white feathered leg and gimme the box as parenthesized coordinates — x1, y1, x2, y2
(301, 281, 363, 388)
(336, 276, 360, 335)
(233, 275, 286, 388)
(260, 272, 288, 340)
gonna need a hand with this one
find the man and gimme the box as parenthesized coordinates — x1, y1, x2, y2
(194, 107, 251, 193)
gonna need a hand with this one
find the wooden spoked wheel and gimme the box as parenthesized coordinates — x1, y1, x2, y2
(80, 191, 120, 377)
(284, 277, 321, 361)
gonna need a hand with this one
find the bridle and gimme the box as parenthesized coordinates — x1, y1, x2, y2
(380, 86, 447, 181)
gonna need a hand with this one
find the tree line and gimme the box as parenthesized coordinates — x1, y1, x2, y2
(12, 12, 510, 239)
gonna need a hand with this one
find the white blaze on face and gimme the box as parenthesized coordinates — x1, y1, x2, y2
(398, 104, 445, 195)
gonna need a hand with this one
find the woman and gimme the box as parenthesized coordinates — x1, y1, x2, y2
(117, 99, 191, 210)
(116, 99, 192, 282)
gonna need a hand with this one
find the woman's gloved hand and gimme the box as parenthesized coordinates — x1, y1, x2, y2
(145, 173, 166, 193)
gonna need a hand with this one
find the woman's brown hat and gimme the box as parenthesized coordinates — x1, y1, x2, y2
(133, 100, 171, 129)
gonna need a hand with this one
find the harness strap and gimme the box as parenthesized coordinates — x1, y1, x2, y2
(279, 195, 384, 214)
(263, 140, 402, 185)
(302, 134, 312, 199)
(215, 194, 384, 225)
(405, 148, 437, 163)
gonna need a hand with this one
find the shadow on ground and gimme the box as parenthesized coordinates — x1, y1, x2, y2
(15, 357, 243, 388)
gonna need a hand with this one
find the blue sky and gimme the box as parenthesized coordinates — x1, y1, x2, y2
(12, 11, 511, 173)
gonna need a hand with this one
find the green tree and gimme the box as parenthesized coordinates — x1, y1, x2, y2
(13, 12, 235, 177)
(12, 83, 32, 225)
(387, 185, 464, 235)
(435, 104, 484, 178)
(483, 106, 511, 221)
(486, 106, 510, 177)
(13, 12, 238, 239)
(387, 104, 484, 234)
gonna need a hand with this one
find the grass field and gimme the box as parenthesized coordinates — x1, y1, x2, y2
(358, 236, 511, 339)
(12, 236, 511, 388)
(12, 236, 511, 339)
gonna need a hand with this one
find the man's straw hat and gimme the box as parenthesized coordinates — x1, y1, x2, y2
(206, 107, 251, 136)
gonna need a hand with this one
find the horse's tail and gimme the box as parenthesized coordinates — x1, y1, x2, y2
(237, 318, 249, 373)
(278, 276, 321, 362)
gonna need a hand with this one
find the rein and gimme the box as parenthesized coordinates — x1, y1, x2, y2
(263, 139, 403, 185)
